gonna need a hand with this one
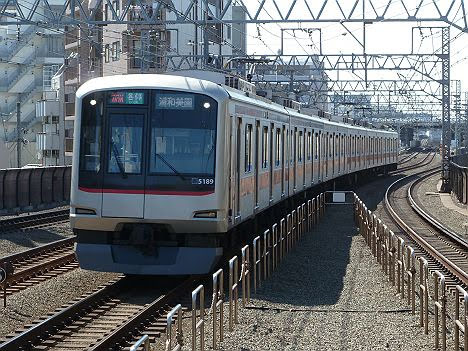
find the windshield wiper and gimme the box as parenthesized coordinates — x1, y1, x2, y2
(156, 153, 186, 181)
(112, 142, 127, 179)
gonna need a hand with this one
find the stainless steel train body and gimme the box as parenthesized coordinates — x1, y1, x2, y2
(71, 74, 398, 275)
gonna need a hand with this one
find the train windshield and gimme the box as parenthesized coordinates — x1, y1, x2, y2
(150, 92, 217, 176)
(78, 90, 218, 191)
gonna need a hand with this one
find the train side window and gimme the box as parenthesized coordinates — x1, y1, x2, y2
(307, 132, 312, 160)
(335, 134, 339, 157)
(245, 124, 253, 172)
(275, 128, 281, 166)
(262, 126, 269, 169)
(314, 133, 318, 159)
(341, 135, 345, 156)
(329, 134, 333, 158)
(298, 130, 303, 162)
(290, 130, 294, 164)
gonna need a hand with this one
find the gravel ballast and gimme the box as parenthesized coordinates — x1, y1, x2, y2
(0, 223, 73, 258)
(175, 205, 434, 351)
(0, 268, 119, 339)
(416, 172, 468, 238)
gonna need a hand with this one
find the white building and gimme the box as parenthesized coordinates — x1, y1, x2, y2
(0, 1, 64, 168)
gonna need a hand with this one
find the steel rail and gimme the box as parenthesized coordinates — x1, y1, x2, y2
(0, 275, 195, 350)
(0, 236, 75, 266)
(392, 152, 435, 174)
(408, 170, 468, 250)
(89, 277, 196, 351)
(0, 276, 127, 350)
(398, 151, 420, 165)
(385, 168, 468, 286)
(0, 237, 77, 301)
(0, 208, 70, 232)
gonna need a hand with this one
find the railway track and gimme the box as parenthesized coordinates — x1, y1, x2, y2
(398, 151, 420, 165)
(393, 152, 435, 173)
(0, 237, 77, 300)
(385, 167, 468, 290)
(0, 275, 195, 350)
(0, 209, 70, 233)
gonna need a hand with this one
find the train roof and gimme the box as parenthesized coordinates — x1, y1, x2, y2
(76, 74, 396, 137)
(76, 74, 229, 101)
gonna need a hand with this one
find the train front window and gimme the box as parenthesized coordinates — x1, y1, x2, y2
(149, 92, 217, 176)
(107, 114, 143, 174)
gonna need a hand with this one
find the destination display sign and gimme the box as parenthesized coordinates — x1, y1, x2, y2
(156, 93, 194, 110)
(108, 91, 145, 105)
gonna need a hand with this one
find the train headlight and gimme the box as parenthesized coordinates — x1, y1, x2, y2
(75, 208, 97, 215)
(203, 102, 211, 109)
(90, 99, 97, 106)
(194, 210, 217, 218)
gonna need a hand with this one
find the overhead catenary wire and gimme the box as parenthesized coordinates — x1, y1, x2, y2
(2, 0, 467, 116)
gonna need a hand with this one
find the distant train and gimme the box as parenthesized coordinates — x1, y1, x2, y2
(70, 74, 398, 275)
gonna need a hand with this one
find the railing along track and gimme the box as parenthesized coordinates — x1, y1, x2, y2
(0, 208, 70, 233)
(0, 237, 77, 301)
(385, 167, 468, 288)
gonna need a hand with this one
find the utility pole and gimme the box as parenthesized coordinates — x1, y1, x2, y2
(440, 27, 451, 192)
(453, 80, 461, 155)
(16, 100, 21, 168)
(203, 0, 209, 68)
(465, 92, 468, 149)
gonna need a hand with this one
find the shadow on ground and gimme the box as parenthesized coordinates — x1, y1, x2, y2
(0, 229, 70, 253)
(251, 205, 357, 307)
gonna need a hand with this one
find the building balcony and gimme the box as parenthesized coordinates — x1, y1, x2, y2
(36, 100, 60, 118)
(36, 132, 60, 151)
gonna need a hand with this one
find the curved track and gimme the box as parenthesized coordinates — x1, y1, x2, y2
(385, 167, 468, 288)
(392, 152, 435, 174)
(398, 151, 420, 165)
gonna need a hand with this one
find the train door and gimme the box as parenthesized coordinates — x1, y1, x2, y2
(254, 120, 260, 208)
(293, 128, 297, 190)
(102, 109, 147, 218)
(302, 129, 309, 188)
(337, 134, 341, 174)
(316, 131, 320, 182)
(329, 133, 333, 177)
(269, 123, 274, 201)
(281, 126, 285, 196)
(235, 117, 242, 220)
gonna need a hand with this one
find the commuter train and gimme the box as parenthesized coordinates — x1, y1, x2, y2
(70, 74, 398, 275)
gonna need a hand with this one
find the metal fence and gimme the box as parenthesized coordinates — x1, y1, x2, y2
(161, 192, 327, 351)
(0, 166, 71, 215)
(450, 160, 468, 205)
(355, 194, 467, 351)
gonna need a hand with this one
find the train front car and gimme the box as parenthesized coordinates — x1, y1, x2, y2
(70, 75, 230, 275)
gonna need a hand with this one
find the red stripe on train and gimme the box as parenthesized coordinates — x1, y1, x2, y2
(78, 187, 213, 196)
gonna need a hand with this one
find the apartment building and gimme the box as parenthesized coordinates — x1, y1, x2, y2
(101, 0, 168, 76)
(60, 0, 247, 159)
(62, 0, 103, 164)
(166, 1, 246, 71)
(0, 1, 64, 168)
